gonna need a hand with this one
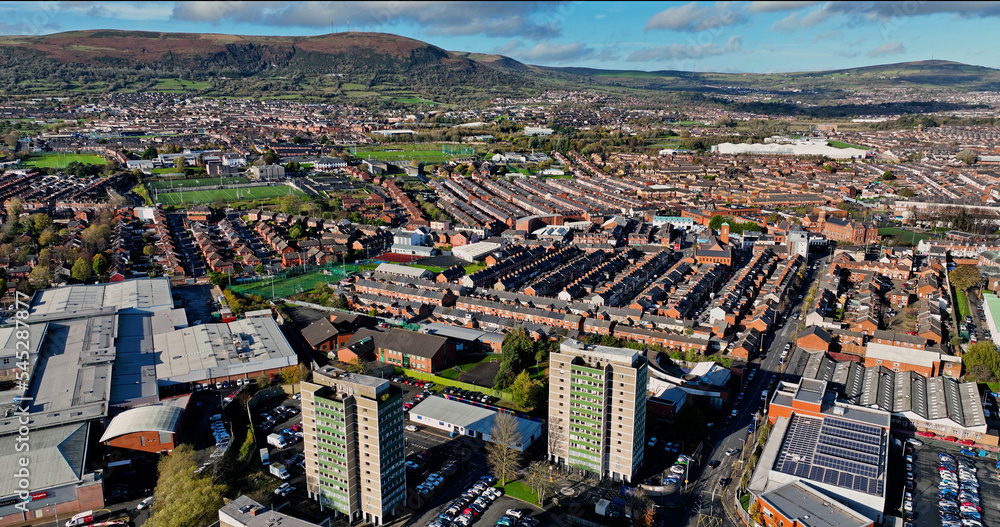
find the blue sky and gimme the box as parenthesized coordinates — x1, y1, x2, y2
(1, 1, 999, 73)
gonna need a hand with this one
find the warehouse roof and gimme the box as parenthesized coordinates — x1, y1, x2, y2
(100, 402, 185, 442)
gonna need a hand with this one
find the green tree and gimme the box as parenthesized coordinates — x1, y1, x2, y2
(38, 229, 59, 247)
(493, 361, 516, 390)
(289, 223, 304, 239)
(881, 170, 895, 181)
(173, 156, 186, 170)
(509, 371, 545, 410)
(950, 265, 982, 292)
(261, 150, 278, 165)
(71, 257, 92, 282)
(92, 253, 110, 275)
(143, 245, 157, 257)
(501, 327, 534, 371)
(5, 197, 22, 220)
(237, 427, 255, 463)
(957, 149, 979, 165)
(254, 263, 265, 275)
(141, 145, 159, 160)
(145, 444, 226, 527)
(31, 213, 52, 232)
(255, 372, 272, 389)
(28, 265, 52, 290)
(963, 341, 1000, 381)
(279, 194, 302, 215)
(345, 357, 365, 374)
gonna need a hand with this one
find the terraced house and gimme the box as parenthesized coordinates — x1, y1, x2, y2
(547, 339, 648, 483)
(301, 366, 406, 526)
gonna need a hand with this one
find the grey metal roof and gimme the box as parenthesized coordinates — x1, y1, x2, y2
(0, 422, 89, 496)
(100, 403, 184, 442)
(759, 481, 874, 527)
(408, 396, 542, 451)
(219, 495, 321, 527)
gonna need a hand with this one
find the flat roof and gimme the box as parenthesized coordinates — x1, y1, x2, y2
(559, 338, 640, 366)
(421, 323, 486, 342)
(153, 317, 296, 384)
(409, 396, 542, 451)
(865, 341, 939, 368)
(30, 278, 174, 316)
(220, 495, 321, 527)
(759, 481, 874, 527)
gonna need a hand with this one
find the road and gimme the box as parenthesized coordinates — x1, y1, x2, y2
(679, 251, 833, 527)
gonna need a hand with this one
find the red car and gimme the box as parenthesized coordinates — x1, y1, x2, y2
(942, 436, 957, 442)
(916, 431, 935, 438)
(958, 439, 975, 446)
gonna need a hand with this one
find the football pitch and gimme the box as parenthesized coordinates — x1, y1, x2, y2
(147, 177, 247, 190)
(155, 185, 306, 205)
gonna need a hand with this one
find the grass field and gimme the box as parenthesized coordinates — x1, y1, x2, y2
(392, 97, 438, 105)
(147, 177, 248, 190)
(152, 78, 212, 92)
(24, 153, 106, 168)
(409, 264, 446, 273)
(155, 185, 305, 205)
(233, 270, 350, 298)
(828, 140, 868, 149)
(956, 288, 971, 321)
(878, 228, 929, 245)
(353, 142, 478, 164)
(498, 481, 539, 505)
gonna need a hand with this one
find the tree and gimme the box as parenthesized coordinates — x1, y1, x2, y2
(255, 263, 266, 276)
(28, 265, 52, 290)
(526, 461, 555, 505)
(501, 327, 534, 371)
(71, 257, 92, 282)
(255, 372, 272, 389)
(3, 131, 19, 150)
(950, 265, 982, 292)
(92, 253, 110, 275)
(957, 149, 979, 165)
(144, 444, 226, 527)
(279, 194, 302, 215)
(143, 245, 157, 257)
(345, 357, 365, 374)
(173, 157, 186, 170)
(485, 412, 523, 486)
(141, 145, 159, 160)
(881, 170, 895, 181)
(963, 341, 1000, 381)
(38, 230, 59, 247)
(261, 150, 278, 165)
(5, 197, 22, 220)
(493, 361, 517, 390)
(509, 371, 545, 411)
(331, 293, 348, 310)
(626, 488, 656, 527)
(212, 196, 226, 209)
(31, 213, 52, 233)
(292, 135, 302, 144)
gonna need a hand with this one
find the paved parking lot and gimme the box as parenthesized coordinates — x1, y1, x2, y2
(903, 437, 1000, 527)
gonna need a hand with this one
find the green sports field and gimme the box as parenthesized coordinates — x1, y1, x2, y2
(23, 153, 106, 168)
(147, 177, 248, 190)
(353, 142, 478, 164)
(155, 185, 306, 205)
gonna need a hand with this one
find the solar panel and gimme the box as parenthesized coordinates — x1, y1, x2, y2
(840, 471, 854, 488)
(852, 477, 868, 492)
(815, 454, 878, 478)
(824, 418, 882, 437)
(816, 443, 880, 466)
(820, 424, 882, 447)
(810, 465, 825, 481)
(823, 468, 839, 485)
(795, 464, 811, 478)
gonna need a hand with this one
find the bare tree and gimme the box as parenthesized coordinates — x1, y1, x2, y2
(527, 460, 555, 505)
(485, 412, 523, 486)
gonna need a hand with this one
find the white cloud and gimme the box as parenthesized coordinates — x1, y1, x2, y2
(627, 34, 741, 62)
(517, 41, 595, 64)
(770, 4, 836, 32)
(748, 1, 821, 13)
(169, 1, 568, 40)
(56, 1, 173, 21)
(811, 30, 842, 43)
(866, 40, 905, 57)
(645, 2, 748, 32)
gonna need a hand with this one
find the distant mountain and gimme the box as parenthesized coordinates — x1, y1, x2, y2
(0, 30, 997, 113)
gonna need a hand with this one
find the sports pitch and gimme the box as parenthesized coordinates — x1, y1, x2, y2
(24, 153, 106, 168)
(147, 177, 247, 190)
(155, 185, 306, 205)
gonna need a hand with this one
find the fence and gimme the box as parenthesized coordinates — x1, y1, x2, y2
(400, 367, 510, 400)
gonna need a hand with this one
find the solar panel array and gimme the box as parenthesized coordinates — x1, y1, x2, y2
(774, 414, 886, 497)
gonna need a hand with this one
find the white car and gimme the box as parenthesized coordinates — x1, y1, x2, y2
(137, 497, 154, 510)
(670, 465, 686, 474)
(506, 509, 524, 519)
(405, 425, 418, 432)
(274, 483, 294, 496)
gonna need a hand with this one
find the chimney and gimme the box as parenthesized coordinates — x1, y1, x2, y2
(720, 223, 730, 245)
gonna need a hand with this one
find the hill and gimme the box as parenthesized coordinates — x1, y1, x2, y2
(0, 30, 997, 113)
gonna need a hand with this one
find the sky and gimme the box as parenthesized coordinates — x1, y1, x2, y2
(1, 1, 999, 73)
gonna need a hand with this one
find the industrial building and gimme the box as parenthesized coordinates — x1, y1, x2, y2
(99, 397, 188, 453)
(547, 339, 648, 483)
(750, 378, 891, 522)
(407, 396, 542, 451)
(301, 366, 406, 526)
(220, 495, 322, 527)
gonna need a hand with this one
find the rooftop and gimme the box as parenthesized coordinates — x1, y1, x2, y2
(219, 495, 321, 527)
(100, 398, 187, 442)
(408, 396, 542, 451)
(559, 338, 641, 366)
(0, 422, 89, 496)
(759, 481, 874, 527)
